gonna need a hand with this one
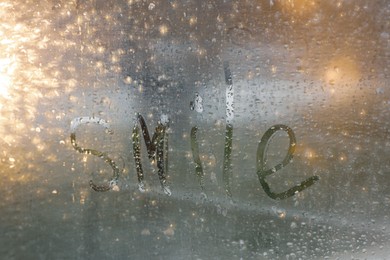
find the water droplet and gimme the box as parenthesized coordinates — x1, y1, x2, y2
(138, 182, 145, 193)
(380, 32, 389, 39)
(191, 92, 203, 113)
(141, 229, 150, 235)
(376, 87, 384, 95)
(290, 222, 297, 229)
(159, 25, 168, 36)
(112, 185, 120, 191)
(123, 76, 132, 84)
(163, 226, 175, 236)
(163, 186, 172, 196)
(148, 3, 155, 11)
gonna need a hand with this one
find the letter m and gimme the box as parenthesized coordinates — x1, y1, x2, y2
(132, 113, 171, 195)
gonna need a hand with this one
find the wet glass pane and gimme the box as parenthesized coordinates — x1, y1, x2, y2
(1, 0, 389, 259)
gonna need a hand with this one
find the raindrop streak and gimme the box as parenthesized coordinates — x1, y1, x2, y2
(190, 126, 205, 189)
(224, 61, 234, 125)
(223, 61, 234, 197)
(70, 117, 119, 192)
(132, 113, 171, 195)
(222, 124, 233, 197)
(256, 125, 319, 200)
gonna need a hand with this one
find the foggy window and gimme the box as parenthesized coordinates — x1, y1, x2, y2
(1, 0, 389, 259)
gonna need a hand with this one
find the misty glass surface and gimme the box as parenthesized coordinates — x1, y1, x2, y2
(1, 0, 389, 259)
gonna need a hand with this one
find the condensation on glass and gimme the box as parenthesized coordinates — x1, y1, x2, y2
(0, 0, 389, 259)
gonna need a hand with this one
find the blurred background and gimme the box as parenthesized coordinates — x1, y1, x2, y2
(0, 0, 389, 259)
